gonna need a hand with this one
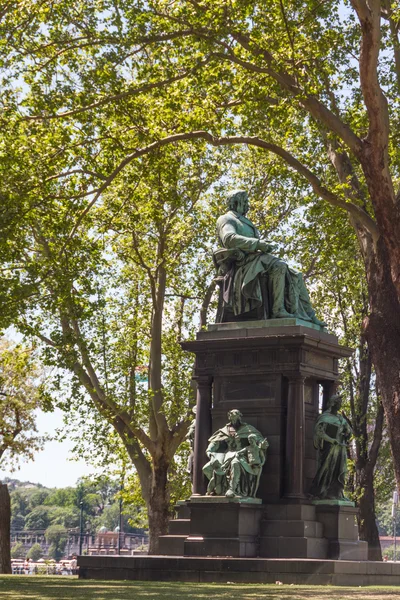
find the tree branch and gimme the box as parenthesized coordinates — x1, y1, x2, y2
(24, 57, 212, 120)
(350, 0, 371, 22)
(66, 131, 378, 243)
(226, 32, 364, 156)
(351, 0, 390, 148)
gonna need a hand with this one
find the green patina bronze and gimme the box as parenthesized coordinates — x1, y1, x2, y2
(203, 409, 269, 499)
(310, 395, 354, 504)
(214, 190, 326, 326)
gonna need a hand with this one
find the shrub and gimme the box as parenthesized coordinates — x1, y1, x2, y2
(11, 541, 25, 559)
(27, 543, 43, 561)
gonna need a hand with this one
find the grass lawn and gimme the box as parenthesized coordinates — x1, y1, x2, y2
(0, 577, 400, 600)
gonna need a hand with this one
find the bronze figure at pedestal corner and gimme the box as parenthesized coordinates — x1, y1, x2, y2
(202, 409, 269, 499)
(310, 394, 354, 505)
(214, 189, 326, 326)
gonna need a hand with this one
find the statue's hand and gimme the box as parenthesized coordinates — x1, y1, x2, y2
(258, 240, 277, 253)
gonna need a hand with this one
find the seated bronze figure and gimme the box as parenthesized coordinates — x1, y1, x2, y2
(214, 190, 326, 326)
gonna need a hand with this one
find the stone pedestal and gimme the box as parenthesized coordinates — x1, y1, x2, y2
(183, 497, 263, 558)
(157, 320, 367, 561)
(315, 504, 368, 560)
(181, 319, 352, 505)
(259, 503, 328, 559)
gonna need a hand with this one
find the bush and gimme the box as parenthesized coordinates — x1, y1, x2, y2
(27, 543, 43, 561)
(11, 541, 25, 559)
(383, 544, 400, 560)
(45, 525, 67, 560)
(10, 513, 25, 530)
(24, 506, 51, 530)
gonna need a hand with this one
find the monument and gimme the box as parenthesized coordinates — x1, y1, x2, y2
(79, 189, 400, 584)
(157, 189, 367, 561)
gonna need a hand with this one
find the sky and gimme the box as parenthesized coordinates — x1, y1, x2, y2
(0, 408, 95, 488)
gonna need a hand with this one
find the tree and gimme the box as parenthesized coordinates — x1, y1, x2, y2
(10, 513, 25, 531)
(0, 120, 227, 550)
(0, 340, 47, 468)
(0, 484, 11, 572)
(24, 506, 52, 531)
(27, 542, 43, 561)
(0, 339, 47, 573)
(2, 0, 400, 543)
(45, 525, 67, 561)
(10, 541, 25, 559)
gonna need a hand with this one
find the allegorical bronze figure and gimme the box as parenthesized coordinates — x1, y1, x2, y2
(310, 395, 353, 502)
(203, 409, 269, 499)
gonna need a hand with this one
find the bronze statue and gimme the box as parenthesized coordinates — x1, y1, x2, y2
(310, 395, 352, 501)
(214, 190, 326, 326)
(203, 409, 269, 499)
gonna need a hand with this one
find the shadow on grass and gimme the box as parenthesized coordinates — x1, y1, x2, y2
(0, 577, 400, 600)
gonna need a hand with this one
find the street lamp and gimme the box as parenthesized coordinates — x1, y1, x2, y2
(79, 501, 84, 556)
(393, 490, 399, 561)
(117, 485, 123, 555)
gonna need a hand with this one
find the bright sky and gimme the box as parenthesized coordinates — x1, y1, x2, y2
(0, 408, 95, 488)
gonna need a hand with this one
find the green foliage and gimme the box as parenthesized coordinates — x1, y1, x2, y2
(45, 525, 68, 560)
(9, 477, 146, 534)
(10, 513, 25, 530)
(26, 543, 43, 561)
(24, 506, 52, 531)
(10, 542, 25, 559)
(1, 0, 399, 546)
(0, 339, 49, 469)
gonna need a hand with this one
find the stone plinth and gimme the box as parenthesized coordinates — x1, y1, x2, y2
(157, 322, 366, 562)
(78, 555, 400, 586)
(259, 503, 328, 559)
(183, 497, 263, 558)
(181, 322, 352, 502)
(315, 504, 368, 560)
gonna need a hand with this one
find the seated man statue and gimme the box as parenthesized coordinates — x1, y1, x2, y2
(214, 189, 326, 326)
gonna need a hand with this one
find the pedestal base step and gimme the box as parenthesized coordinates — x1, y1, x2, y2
(168, 519, 190, 535)
(260, 535, 328, 559)
(261, 519, 323, 538)
(78, 555, 400, 586)
(158, 535, 186, 556)
(184, 535, 258, 558)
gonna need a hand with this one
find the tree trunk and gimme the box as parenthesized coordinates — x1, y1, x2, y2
(147, 456, 170, 554)
(357, 466, 382, 561)
(364, 240, 400, 490)
(0, 483, 11, 574)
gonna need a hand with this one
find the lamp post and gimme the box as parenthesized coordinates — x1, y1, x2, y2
(117, 485, 123, 555)
(393, 490, 398, 562)
(79, 501, 84, 556)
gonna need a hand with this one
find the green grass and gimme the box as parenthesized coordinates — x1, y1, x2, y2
(0, 577, 400, 600)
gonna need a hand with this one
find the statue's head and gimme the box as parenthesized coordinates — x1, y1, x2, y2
(228, 409, 243, 425)
(248, 433, 257, 446)
(227, 190, 249, 215)
(327, 394, 342, 411)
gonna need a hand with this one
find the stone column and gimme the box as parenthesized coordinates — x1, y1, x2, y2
(192, 375, 213, 496)
(284, 375, 306, 500)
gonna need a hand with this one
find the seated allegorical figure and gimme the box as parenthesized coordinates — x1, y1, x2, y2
(214, 189, 326, 326)
(202, 409, 269, 499)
